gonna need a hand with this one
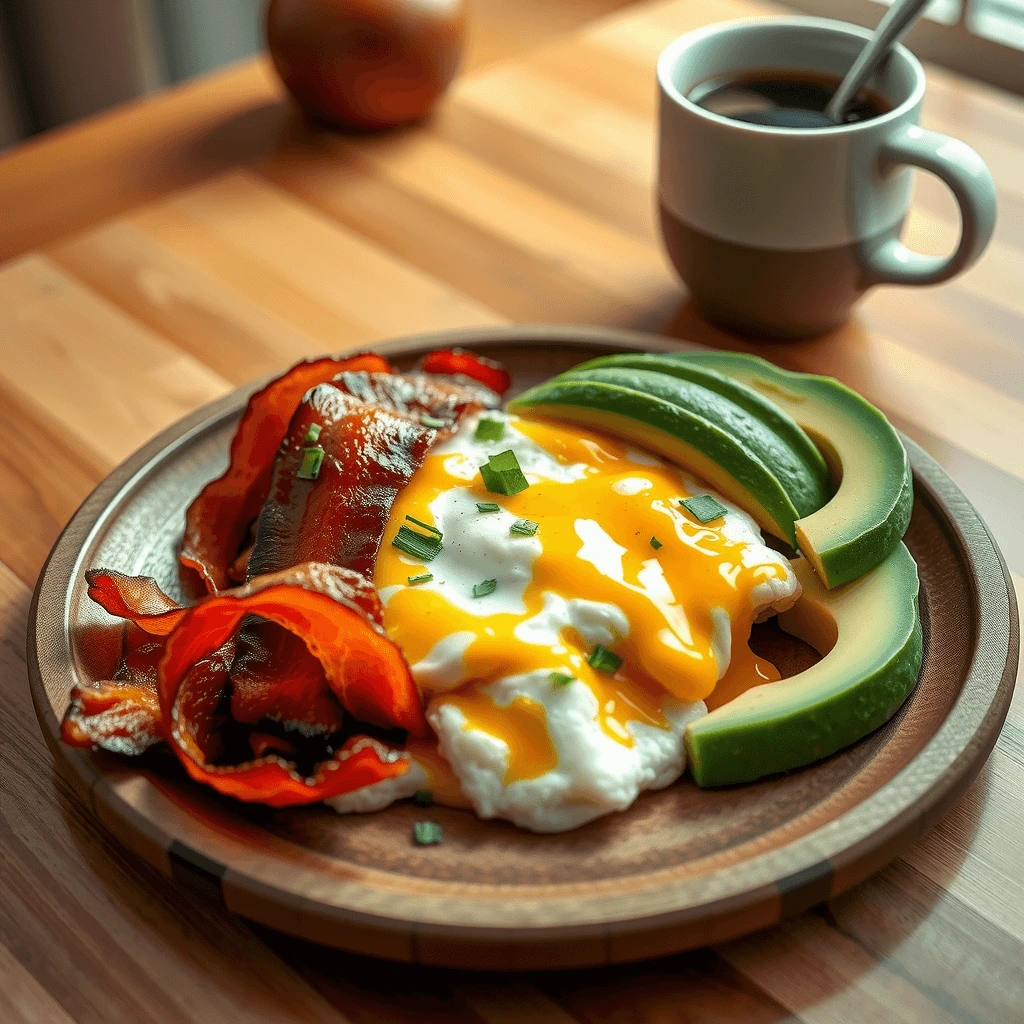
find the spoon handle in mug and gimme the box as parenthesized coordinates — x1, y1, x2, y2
(824, 0, 932, 123)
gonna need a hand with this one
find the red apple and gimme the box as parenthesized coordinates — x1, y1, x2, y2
(266, 0, 467, 130)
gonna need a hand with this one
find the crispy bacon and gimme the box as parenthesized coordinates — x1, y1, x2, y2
(247, 371, 496, 580)
(181, 353, 392, 592)
(62, 623, 166, 755)
(62, 348, 515, 808)
(85, 570, 186, 636)
(229, 623, 345, 734)
(235, 369, 496, 734)
(421, 348, 511, 396)
(159, 563, 420, 806)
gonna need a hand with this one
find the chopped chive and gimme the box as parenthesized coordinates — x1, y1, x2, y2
(392, 525, 442, 561)
(474, 418, 505, 441)
(413, 821, 443, 845)
(549, 671, 574, 687)
(476, 501, 501, 513)
(421, 414, 447, 428)
(413, 789, 433, 807)
(680, 495, 728, 524)
(588, 645, 622, 674)
(510, 519, 539, 537)
(479, 449, 529, 496)
(488, 450, 522, 473)
(303, 423, 322, 444)
(405, 515, 442, 537)
(650, 536, 663, 550)
(408, 573, 433, 585)
(472, 578, 498, 598)
(297, 446, 325, 480)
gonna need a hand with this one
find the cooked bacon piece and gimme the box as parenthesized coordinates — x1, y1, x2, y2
(246, 385, 436, 580)
(229, 620, 345, 735)
(62, 624, 165, 755)
(331, 368, 500, 420)
(181, 352, 392, 593)
(236, 370, 494, 729)
(85, 569, 186, 636)
(420, 348, 511, 396)
(247, 370, 495, 581)
(158, 562, 423, 806)
(249, 732, 297, 759)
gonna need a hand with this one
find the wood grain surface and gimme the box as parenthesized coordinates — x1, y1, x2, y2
(1, 0, 1022, 1019)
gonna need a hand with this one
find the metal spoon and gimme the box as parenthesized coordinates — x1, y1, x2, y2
(824, 0, 933, 123)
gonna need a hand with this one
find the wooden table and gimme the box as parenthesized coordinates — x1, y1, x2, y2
(2, 0, 1022, 1020)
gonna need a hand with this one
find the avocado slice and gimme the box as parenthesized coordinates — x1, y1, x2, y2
(658, 351, 912, 588)
(559, 366, 830, 518)
(510, 377, 807, 545)
(572, 353, 829, 491)
(685, 543, 922, 787)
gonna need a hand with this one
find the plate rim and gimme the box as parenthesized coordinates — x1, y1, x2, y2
(27, 325, 1020, 966)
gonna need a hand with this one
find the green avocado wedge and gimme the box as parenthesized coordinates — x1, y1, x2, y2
(571, 353, 829, 491)
(656, 351, 912, 588)
(509, 377, 809, 545)
(685, 543, 922, 787)
(558, 366, 830, 518)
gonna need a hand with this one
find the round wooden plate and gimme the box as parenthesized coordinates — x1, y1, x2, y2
(28, 326, 1018, 970)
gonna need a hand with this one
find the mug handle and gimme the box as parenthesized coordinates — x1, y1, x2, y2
(863, 124, 997, 286)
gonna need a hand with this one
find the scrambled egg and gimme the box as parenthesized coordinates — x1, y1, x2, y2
(328, 411, 799, 831)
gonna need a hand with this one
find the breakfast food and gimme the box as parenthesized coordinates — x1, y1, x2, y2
(575, 351, 913, 587)
(61, 345, 922, 833)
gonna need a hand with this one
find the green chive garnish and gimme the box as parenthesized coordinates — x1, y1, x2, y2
(475, 418, 505, 441)
(405, 515, 441, 537)
(550, 671, 574, 687)
(510, 519, 539, 537)
(413, 789, 433, 807)
(588, 645, 622, 674)
(650, 536, 663, 550)
(297, 446, 325, 480)
(392, 525, 442, 561)
(476, 502, 501, 513)
(472, 579, 498, 598)
(413, 821, 443, 845)
(408, 573, 433, 585)
(680, 495, 728, 524)
(303, 423, 322, 444)
(479, 449, 529, 496)
(421, 414, 446, 428)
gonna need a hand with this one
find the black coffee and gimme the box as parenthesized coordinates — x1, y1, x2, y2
(688, 68, 891, 128)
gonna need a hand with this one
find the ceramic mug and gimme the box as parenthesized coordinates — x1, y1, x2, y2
(656, 17, 998, 338)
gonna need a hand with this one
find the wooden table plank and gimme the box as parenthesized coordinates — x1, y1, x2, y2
(0, 256, 228, 466)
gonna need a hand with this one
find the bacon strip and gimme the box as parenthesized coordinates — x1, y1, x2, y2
(421, 348, 511, 396)
(85, 570, 186, 636)
(62, 624, 165, 755)
(181, 353, 392, 592)
(159, 563, 421, 806)
(247, 371, 497, 581)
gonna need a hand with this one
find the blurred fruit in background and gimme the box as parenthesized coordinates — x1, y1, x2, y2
(266, 0, 467, 130)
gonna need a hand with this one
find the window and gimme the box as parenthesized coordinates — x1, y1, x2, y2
(785, 0, 1024, 93)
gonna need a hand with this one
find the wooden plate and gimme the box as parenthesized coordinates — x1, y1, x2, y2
(28, 326, 1018, 970)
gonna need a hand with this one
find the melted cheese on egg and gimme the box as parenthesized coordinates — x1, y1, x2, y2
(373, 413, 798, 805)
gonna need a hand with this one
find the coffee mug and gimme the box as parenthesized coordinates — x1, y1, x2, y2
(656, 17, 998, 338)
